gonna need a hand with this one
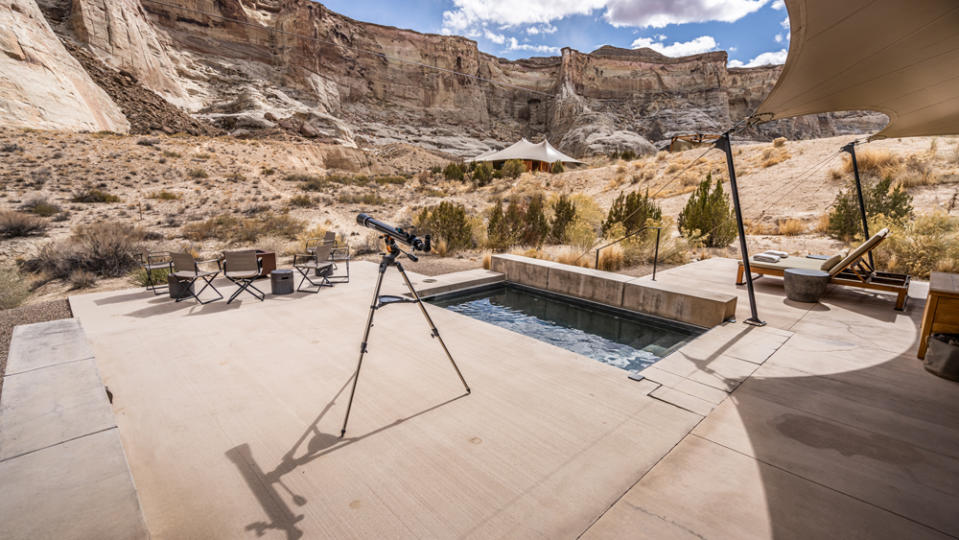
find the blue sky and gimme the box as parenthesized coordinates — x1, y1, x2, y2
(320, 0, 791, 66)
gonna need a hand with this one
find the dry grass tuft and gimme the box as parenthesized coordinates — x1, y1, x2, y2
(761, 147, 791, 168)
(776, 218, 806, 236)
(0, 210, 47, 238)
(773, 137, 787, 147)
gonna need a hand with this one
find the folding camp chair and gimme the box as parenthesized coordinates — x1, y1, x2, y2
(138, 251, 173, 295)
(223, 250, 265, 304)
(293, 241, 334, 292)
(170, 252, 223, 304)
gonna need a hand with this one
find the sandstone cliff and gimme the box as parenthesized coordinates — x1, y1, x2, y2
(1, 0, 128, 132)
(6, 0, 888, 156)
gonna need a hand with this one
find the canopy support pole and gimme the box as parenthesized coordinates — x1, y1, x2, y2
(841, 142, 875, 269)
(716, 132, 765, 327)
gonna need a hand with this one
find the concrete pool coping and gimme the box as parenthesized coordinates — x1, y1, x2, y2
(2, 257, 956, 538)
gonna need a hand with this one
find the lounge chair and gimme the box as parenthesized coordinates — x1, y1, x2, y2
(223, 250, 265, 304)
(138, 251, 173, 295)
(293, 241, 335, 292)
(736, 228, 911, 310)
(170, 252, 223, 304)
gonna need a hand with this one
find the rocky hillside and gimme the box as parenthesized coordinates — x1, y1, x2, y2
(5, 0, 887, 157)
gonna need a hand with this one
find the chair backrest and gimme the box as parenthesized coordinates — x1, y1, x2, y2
(224, 250, 259, 273)
(313, 242, 332, 261)
(828, 228, 889, 277)
(324, 231, 336, 244)
(170, 252, 196, 274)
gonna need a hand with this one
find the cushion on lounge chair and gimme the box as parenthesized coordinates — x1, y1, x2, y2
(765, 250, 789, 258)
(820, 254, 843, 271)
(754, 253, 781, 263)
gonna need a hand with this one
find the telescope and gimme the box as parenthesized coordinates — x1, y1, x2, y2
(356, 213, 431, 253)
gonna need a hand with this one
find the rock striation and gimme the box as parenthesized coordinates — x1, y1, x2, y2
(5, 0, 889, 155)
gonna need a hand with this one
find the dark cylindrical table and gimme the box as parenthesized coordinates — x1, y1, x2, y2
(271, 269, 294, 295)
(167, 275, 194, 300)
(784, 268, 830, 303)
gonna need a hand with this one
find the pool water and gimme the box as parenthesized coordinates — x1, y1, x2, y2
(429, 285, 702, 372)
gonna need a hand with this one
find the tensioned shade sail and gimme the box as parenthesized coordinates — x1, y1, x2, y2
(753, 0, 959, 140)
(467, 138, 584, 164)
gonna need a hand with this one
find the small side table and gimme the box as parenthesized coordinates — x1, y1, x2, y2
(784, 268, 830, 303)
(918, 272, 959, 359)
(270, 269, 294, 295)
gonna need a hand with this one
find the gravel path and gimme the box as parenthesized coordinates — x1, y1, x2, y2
(0, 300, 72, 401)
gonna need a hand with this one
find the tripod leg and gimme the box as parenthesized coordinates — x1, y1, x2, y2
(395, 262, 471, 394)
(340, 261, 388, 437)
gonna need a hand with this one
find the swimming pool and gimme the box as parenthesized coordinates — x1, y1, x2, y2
(428, 284, 702, 372)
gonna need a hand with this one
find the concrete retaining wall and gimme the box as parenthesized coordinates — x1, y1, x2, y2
(490, 254, 736, 328)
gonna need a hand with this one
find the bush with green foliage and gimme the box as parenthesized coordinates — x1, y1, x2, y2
(486, 201, 511, 250)
(288, 194, 314, 208)
(0, 265, 30, 309)
(415, 201, 473, 253)
(502, 159, 525, 179)
(550, 161, 565, 174)
(21, 197, 60, 217)
(472, 162, 494, 186)
(23, 221, 145, 280)
(871, 212, 959, 278)
(678, 173, 737, 248)
(602, 189, 662, 236)
(620, 149, 637, 161)
(443, 162, 465, 181)
(550, 195, 577, 244)
(72, 189, 120, 203)
(520, 195, 549, 247)
(0, 210, 47, 238)
(827, 176, 913, 240)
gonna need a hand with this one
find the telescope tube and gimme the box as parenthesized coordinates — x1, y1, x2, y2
(356, 213, 429, 252)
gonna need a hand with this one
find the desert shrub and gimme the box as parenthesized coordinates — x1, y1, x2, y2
(187, 168, 208, 179)
(549, 194, 577, 244)
(148, 190, 180, 201)
(872, 212, 959, 278)
(374, 175, 406, 185)
(596, 244, 626, 271)
(69, 270, 97, 289)
(415, 201, 473, 254)
(486, 201, 511, 251)
(182, 212, 304, 243)
(602, 189, 662, 237)
(844, 149, 899, 178)
(337, 192, 385, 205)
(472, 162, 494, 186)
(502, 159, 525, 179)
(129, 266, 170, 287)
(21, 197, 60, 217)
(443, 162, 465, 181)
(520, 195, 550, 247)
(772, 137, 787, 147)
(288, 194, 314, 208)
(300, 176, 329, 192)
(162, 150, 181, 158)
(0, 210, 47, 238)
(620, 149, 637, 161)
(72, 189, 120, 203)
(23, 222, 145, 279)
(0, 265, 30, 309)
(776, 218, 805, 236)
(551, 161, 565, 174)
(761, 147, 790, 168)
(827, 176, 913, 240)
(678, 173, 737, 248)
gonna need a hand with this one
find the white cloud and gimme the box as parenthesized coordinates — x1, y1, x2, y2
(526, 23, 558, 35)
(605, 0, 770, 28)
(505, 37, 561, 55)
(728, 46, 738, 52)
(631, 35, 718, 57)
(774, 33, 782, 43)
(771, 0, 785, 9)
(484, 29, 506, 44)
(729, 48, 788, 68)
(781, 15, 790, 28)
(442, 0, 604, 32)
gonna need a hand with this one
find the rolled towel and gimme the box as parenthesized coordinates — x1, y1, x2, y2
(765, 250, 789, 258)
(753, 253, 781, 263)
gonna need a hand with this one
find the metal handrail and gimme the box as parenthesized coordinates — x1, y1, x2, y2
(594, 226, 662, 280)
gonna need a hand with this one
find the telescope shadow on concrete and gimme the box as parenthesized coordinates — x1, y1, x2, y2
(226, 374, 469, 539)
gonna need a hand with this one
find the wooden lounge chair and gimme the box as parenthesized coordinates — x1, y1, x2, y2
(293, 241, 334, 292)
(223, 250, 265, 304)
(170, 252, 223, 304)
(736, 228, 911, 310)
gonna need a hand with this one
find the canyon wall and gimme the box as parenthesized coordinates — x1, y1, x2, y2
(8, 0, 887, 156)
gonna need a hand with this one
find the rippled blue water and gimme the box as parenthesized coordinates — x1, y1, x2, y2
(431, 286, 700, 372)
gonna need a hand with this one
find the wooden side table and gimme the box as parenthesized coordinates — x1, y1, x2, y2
(918, 272, 959, 359)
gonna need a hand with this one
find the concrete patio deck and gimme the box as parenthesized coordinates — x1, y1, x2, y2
(62, 257, 958, 539)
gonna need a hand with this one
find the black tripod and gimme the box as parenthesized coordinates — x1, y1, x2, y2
(340, 236, 471, 437)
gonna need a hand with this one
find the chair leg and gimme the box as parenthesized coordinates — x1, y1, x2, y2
(735, 264, 745, 285)
(194, 275, 223, 305)
(227, 278, 265, 304)
(294, 266, 332, 292)
(174, 277, 198, 303)
(895, 289, 908, 311)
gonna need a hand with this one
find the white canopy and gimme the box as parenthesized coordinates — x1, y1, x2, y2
(753, 0, 959, 140)
(467, 138, 584, 164)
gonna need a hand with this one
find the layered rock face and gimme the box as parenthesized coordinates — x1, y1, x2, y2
(0, 0, 128, 132)
(6, 0, 888, 155)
